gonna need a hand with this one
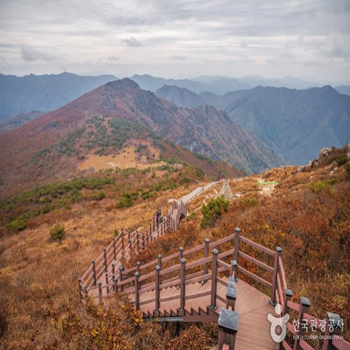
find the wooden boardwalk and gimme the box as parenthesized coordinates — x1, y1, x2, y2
(130, 279, 278, 350)
(79, 189, 350, 350)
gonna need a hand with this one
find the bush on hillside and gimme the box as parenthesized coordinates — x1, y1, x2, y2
(116, 192, 138, 208)
(50, 223, 65, 241)
(201, 196, 229, 228)
(337, 153, 348, 166)
(7, 218, 28, 231)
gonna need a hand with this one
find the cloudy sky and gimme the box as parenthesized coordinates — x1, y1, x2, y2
(0, 0, 350, 84)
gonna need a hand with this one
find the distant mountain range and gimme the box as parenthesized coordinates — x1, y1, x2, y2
(0, 111, 45, 133)
(0, 72, 117, 121)
(132, 74, 324, 95)
(156, 84, 350, 164)
(0, 79, 285, 197)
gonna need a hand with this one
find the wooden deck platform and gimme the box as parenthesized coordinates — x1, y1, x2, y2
(129, 279, 278, 350)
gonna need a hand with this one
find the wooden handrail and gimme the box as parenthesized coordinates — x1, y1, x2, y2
(239, 236, 275, 256)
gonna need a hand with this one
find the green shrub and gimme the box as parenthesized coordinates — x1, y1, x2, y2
(179, 177, 191, 185)
(50, 224, 65, 241)
(89, 191, 106, 201)
(239, 197, 260, 208)
(116, 192, 138, 208)
(309, 179, 337, 194)
(188, 211, 197, 221)
(201, 196, 229, 228)
(7, 218, 28, 231)
(337, 153, 348, 166)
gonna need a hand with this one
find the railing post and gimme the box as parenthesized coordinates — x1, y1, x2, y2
(111, 262, 116, 278)
(149, 221, 152, 239)
(121, 228, 125, 260)
(158, 254, 162, 268)
(92, 259, 97, 286)
(113, 277, 118, 293)
(179, 246, 184, 260)
(103, 247, 108, 272)
(135, 272, 140, 310)
(146, 231, 149, 244)
(322, 312, 343, 350)
(113, 237, 116, 260)
(155, 265, 161, 314)
(203, 238, 210, 280)
(179, 258, 186, 312)
(119, 266, 124, 292)
(231, 260, 238, 282)
(293, 297, 310, 350)
(142, 232, 145, 249)
(84, 284, 88, 300)
(271, 246, 282, 305)
(226, 276, 237, 310)
(218, 308, 239, 350)
(210, 248, 219, 310)
(98, 281, 102, 301)
(234, 227, 240, 262)
(105, 271, 109, 294)
(136, 230, 140, 252)
(78, 278, 83, 302)
(280, 289, 292, 350)
(136, 261, 141, 274)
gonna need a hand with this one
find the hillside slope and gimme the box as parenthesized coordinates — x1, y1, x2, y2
(0, 72, 117, 121)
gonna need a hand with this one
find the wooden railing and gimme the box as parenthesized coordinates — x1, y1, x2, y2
(79, 200, 187, 300)
(79, 204, 350, 350)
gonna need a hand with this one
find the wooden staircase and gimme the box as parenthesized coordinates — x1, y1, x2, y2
(79, 198, 350, 350)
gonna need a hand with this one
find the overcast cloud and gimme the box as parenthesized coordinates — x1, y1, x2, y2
(0, 0, 349, 84)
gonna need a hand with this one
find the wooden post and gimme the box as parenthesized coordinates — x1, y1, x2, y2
(136, 261, 141, 274)
(78, 278, 83, 302)
(142, 232, 145, 250)
(146, 231, 149, 244)
(135, 272, 140, 310)
(293, 297, 310, 350)
(113, 277, 118, 293)
(92, 259, 97, 286)
(113, 237, 116, 260)
(280, 289, 292, 350)
(119, 266, 124, 292)
(128, 230, 131, 248)
(322, 312, 343, 350)
(129, 238, 132, 260)
(136, 230, 140, 252)
(121, 228, 125, 260)
(179, 246, 184, 260)
(105, 271, 109, 294)
(158, 254, 162, 268)
(121, 228, 125, 251)
(203, 238, 210, 280)
(98, 281, 102, 300)
(271, 247, 282, 305)
(149, 221, 152, 238)
(218, 308, 239, 350)
(210, 248, 219, 310)
(103, 247, 108, 272)
(234, 227, 240, 262)
(179, 258, 186, 312)
(231, 260, 238, 282)
(111, 262, 116, 278)
(155, 265, 161, 314)
(226, 276, 237, 310)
